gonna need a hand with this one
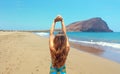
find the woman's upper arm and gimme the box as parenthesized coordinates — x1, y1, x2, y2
(66, 36, 70, 51)
(49, 34, 54, 49)
(66, 37, 70, 47)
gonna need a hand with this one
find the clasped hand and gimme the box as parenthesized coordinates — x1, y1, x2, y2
(54, 15, 63, 23)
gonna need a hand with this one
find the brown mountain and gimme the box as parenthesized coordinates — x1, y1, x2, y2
(66, 17, 113, 32)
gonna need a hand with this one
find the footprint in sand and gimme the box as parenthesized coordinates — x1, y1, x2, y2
(5, 67, 12, 74)
(36, 69, 39, 71)
(34, 65, 40, 72)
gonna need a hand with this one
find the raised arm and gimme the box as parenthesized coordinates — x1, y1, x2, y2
(61, 17, 70, 52)
(61, 20, 66, 34)
(49, 20, 56, 49)
(50, 21, 56, 36)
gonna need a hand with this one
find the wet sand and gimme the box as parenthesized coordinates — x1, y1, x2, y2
(70, 42, 104, 55)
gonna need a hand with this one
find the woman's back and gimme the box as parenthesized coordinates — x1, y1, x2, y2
(50, 34, 69, 68)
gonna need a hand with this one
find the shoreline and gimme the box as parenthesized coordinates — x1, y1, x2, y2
(34, 32, 120, 63)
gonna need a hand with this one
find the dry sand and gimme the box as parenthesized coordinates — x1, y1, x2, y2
(0, 32, 120, 74)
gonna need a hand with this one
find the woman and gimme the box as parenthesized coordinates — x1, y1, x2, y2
(49, 15, 70, 74)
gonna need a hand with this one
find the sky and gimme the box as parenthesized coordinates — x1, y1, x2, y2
(0, 0, 120, 32)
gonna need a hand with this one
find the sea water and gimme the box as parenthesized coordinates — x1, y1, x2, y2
(35, 32, 120, 63)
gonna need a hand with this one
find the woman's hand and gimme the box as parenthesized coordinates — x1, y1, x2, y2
(54, 15, 63, 22)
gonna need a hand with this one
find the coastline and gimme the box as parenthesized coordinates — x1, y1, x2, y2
(35, 32, 120, 63)
(0, 31, 120, 74)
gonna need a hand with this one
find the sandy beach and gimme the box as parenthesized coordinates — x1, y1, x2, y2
(0, 32, 120, 74)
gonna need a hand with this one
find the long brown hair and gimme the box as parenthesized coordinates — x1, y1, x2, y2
(52, 32, 68, 68)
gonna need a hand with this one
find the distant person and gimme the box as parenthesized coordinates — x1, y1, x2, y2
(49, 15, 70, 74)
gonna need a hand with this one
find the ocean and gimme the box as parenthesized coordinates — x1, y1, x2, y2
(35, 32, 120, 63)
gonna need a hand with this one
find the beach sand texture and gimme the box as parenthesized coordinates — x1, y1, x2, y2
(0, 32, 120, 74)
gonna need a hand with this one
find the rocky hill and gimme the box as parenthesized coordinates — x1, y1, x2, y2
(66, 17, 113, 32)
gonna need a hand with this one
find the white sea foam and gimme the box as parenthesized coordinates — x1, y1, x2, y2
(69, 38, 120, 49)
(35, 32, 49, 37)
